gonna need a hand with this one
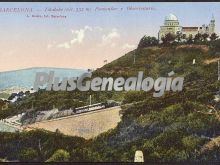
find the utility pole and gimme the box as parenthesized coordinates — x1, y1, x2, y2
(38, 139, 42, 152)
(89, 95, 92, 105)
(133, 50, 136, 65)
(218, 60, 220, 81)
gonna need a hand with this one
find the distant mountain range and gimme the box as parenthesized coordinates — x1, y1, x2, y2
(0, 67, 86, 91)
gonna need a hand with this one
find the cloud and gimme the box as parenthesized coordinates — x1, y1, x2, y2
(122, 43, 136, 50)
(70, 25, 95, 45)
(84, 25, 93, 31)
(99, 28, 120, 47)
(47, 44, 53, 49)
(57, 42, 70, 49)
(56, 26, 93, 49)
(70, 29, 85, 45)
(47, 41, 56, 49)
(102, 28, 120, 42)
(51, 26, 120, 49)
(94, 26, 103, 31)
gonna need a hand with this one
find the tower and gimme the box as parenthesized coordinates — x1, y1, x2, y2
(209, 14, 215, 35)
(158, 13, 182, 42)
(218, 60, 220, 81)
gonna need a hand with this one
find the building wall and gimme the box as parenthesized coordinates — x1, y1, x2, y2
(158, 15, 215, 41)
(158, 20, 182, 41)
(209, 20, 215, 34)
(182, 29, 198, 38)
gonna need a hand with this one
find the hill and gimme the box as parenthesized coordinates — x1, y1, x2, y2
(87, 43, 220, 162)
(1, 41, 220, 162)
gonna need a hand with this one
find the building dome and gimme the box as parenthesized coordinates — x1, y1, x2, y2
(165, 14, 178, 21)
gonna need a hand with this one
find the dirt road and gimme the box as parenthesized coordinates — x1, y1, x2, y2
(25, 106, 121, 139)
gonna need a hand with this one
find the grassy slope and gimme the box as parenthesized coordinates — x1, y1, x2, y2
(1, 44, 220, 162)
(88, 44, 220, 162)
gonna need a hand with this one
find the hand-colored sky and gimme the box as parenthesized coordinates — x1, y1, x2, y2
(0, 2, 220, 72)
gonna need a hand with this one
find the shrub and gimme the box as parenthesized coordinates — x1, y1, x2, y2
(46, 149, 70, 162)
(18, 148, 38, 162)
(138, 36, 158, 49)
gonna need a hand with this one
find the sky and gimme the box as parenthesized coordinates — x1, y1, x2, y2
(0, 2, 220, 72)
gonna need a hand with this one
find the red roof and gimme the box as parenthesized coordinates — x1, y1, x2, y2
(182, 27, 198, 30)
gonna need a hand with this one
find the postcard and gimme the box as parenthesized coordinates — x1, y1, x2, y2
(0, 2, 220, 163)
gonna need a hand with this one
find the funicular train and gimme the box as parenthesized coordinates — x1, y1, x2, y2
(73, 100, 120, 114)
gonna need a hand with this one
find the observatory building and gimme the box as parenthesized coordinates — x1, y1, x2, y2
(158, 13, 215, 41)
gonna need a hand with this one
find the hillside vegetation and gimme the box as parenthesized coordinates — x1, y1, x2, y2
(1, 38, 220, 162)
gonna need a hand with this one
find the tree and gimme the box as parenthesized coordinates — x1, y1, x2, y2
(46, 149, 70, 162)
(123, 91, 147, 104)
(202, 33, 209, 41)
(138, 36, 158, 49)
(176, 31, 182, 43)
(182, 34, 186, 40)
(18, 148, 38, 162)
(194, 33, 202, 43)
(210, 33, 219, 41)
(210, 39, 220, 52)
(187, 34, 193, 44)
(161, 33, 176, 45)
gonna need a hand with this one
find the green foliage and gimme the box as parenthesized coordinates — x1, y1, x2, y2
(194, 33, 203, 43)
(176, 31, 182, 43)
(1, 42, 220, 162)
(18, 148, 38, 162)
(187, 35, 193, 44)
(161, 33, 176, 45)
(182, 136, 204, 152)
(46, 149, 70, 162)
(138, 36, 158, 49)
(210, 39, 220, 52)
(0, 130, 85, 162)
(123, 91, 147, 104)
(202, 33, 209, 42)
(210, 33, 219, 41)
